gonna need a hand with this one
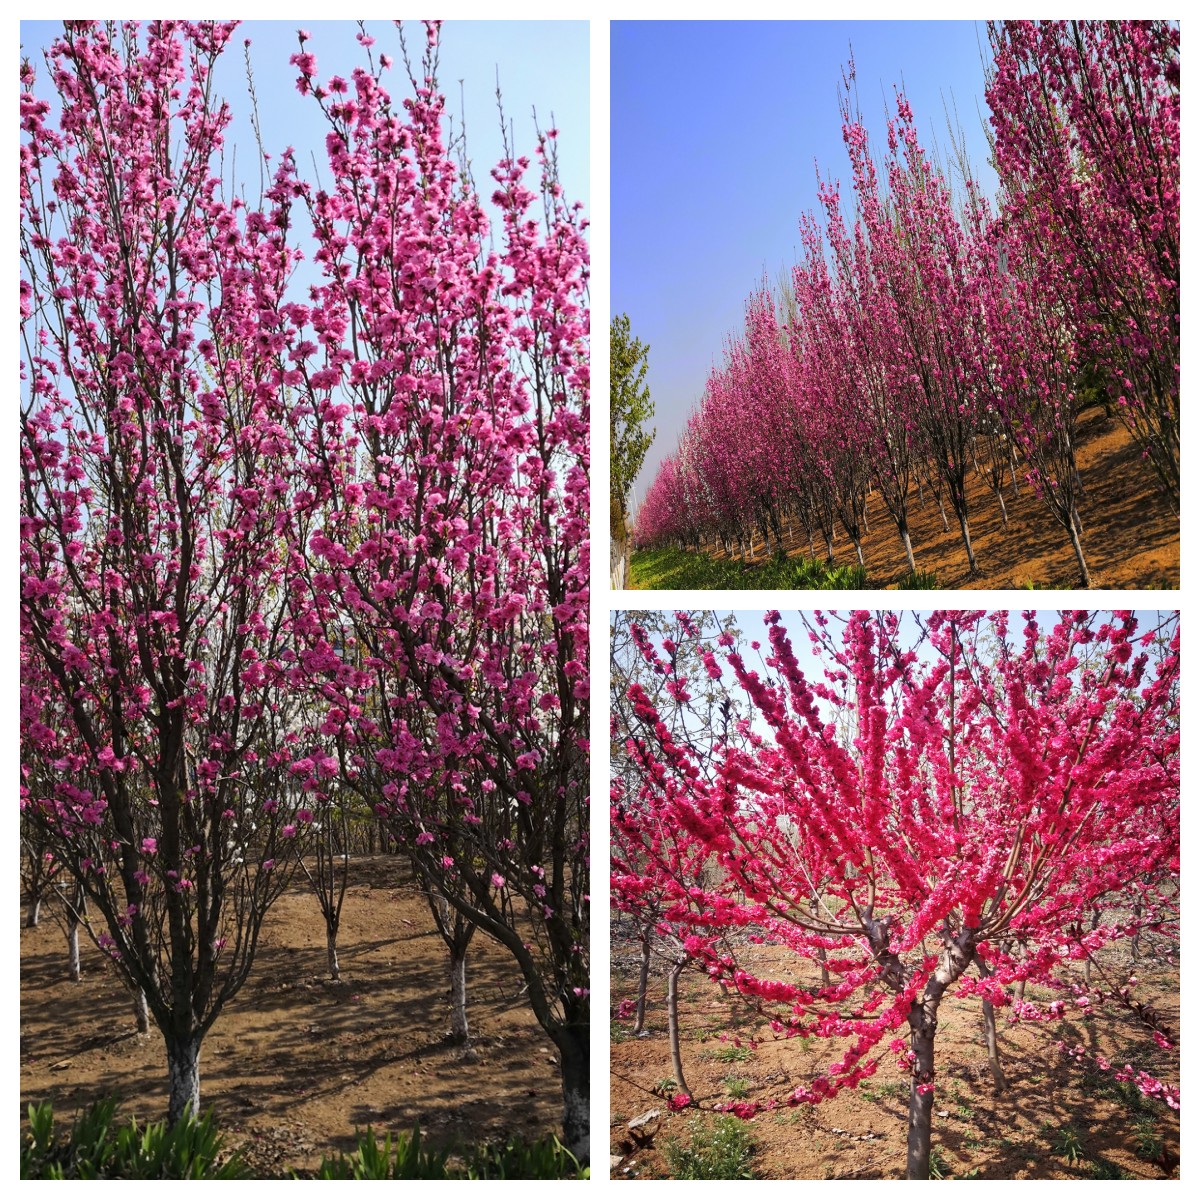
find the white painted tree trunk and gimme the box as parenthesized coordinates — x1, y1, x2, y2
(449, 949, 469, 1043)
(327, 927, 340, 982)
(166, 1035, 201, 1125)
(26, 895, 41, 927)
(133, 988, 150, 1035)
(556, 1026, 589, 1166)
(67, 915, 81, 982)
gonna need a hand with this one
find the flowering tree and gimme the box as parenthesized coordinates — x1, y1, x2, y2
(633, 23, 1178, 587)
(616, 609, 1178, 1178)
(278, 24, 591, 1159)
(21, 20, 591, 1153)
(986, 20, 1179, 511)
(20, 20, 315, 1121)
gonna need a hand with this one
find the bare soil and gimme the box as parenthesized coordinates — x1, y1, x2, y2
(20, 857, 564, 1176)
(610, 942, 1179, 1180)
(700, 410, 1179, 589)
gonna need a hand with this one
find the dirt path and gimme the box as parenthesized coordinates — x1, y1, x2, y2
(20, 858, 564, 1176)
(610, 945, 1179, 1180)
(696, 411, 1178, 589)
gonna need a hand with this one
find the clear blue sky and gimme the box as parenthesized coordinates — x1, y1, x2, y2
(21, 20, 589, 238)
(612, 21, 998, 508)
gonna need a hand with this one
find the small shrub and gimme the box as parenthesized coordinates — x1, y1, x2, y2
(313, 1126, 450, 1179)
(1133, 1116, 1164, 1162)
(663, 1115, 755, 1180)
(21, 1099, 247, 1180)
(465, 1132, 588, 1180)
(927, 1145, 950, 1180)
(897, 568, 940, 590)
(1054, 1125, 1084, 1165)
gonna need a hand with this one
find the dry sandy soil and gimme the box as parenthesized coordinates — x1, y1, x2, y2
(610, 939, 1179, 1180)
(692, 410, 1179, 590)
(20, 857, 565, 1176)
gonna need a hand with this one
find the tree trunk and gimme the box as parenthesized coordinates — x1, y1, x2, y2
(67, 914, 81, 982)
(972, 954, 1007, 1092)
(906, 1016, 937, 1179)
(449, 947, 469, 1043)
(553, 1024, 589, 1166)
(133, 988, 150, 1035)
(326, 925, 340, 982)
(852, 538, 865, 568)
(166, 1034, 201, 1125)
(996, 485, 1008, 524)
(957, 509, 978, 573)
(667, 955, 690, 1097)
(26, 895, 42, 928)
(899, 524, 916, 575)
(1068, 519, 1091, 588)
(633, 924, 652, 1036)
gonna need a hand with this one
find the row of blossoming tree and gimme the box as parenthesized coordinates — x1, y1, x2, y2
(634, 21, 1179, 587)
(20, 20, 590, 1159)
(611, 609, 1179, 1179)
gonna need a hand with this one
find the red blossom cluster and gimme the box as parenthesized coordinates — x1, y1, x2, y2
(612, 609, 1178, 1177)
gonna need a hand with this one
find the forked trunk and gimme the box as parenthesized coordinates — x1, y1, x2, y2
(166, 1034, 201, 1126)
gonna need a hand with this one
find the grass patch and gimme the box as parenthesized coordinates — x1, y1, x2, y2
(895, 568, 940, 589)
(629, 547, 868, 591)
(722, 1076, 750, 1100)
(663, 1115, 755, 1181)
(700, 1044, 752, 1065)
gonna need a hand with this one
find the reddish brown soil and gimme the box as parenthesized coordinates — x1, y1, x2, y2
(701, 410, 1179, 589)
(20, 857, 564, 1176)
(610, 943, 1179, 1180)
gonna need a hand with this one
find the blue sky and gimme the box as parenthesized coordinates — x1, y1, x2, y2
(612, 21, 999, 508)
(21, 20, 589, 233)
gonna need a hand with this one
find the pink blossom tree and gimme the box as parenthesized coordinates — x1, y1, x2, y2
(986, 20, 1179, 511)
(277, 24, 591, 1159)
(615, 609, 1178, 1178)
(20, 20, 316, 1121)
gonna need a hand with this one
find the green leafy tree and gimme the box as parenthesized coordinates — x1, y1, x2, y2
(610, 313, 655, 530)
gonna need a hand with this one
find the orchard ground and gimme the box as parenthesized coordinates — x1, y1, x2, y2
(631, 409, 1178, 591)
(21, 857, 565, 1175)
(610, 934, 1179, 1180)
